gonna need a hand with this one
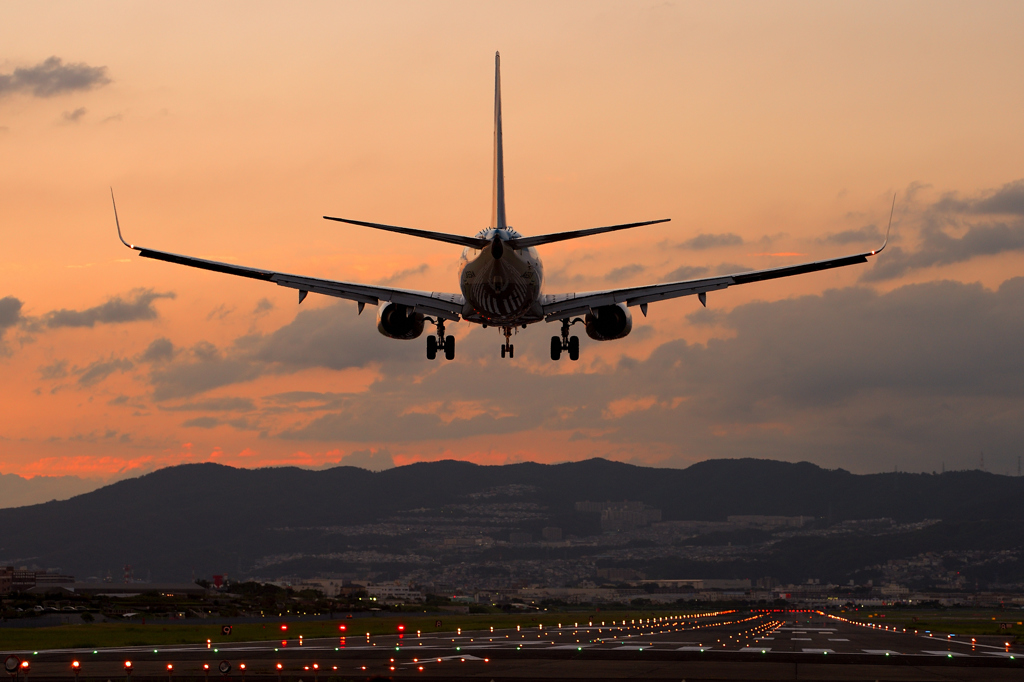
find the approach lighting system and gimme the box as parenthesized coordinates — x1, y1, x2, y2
(71, 661, 81, 677)
(339, 624, 346, 632)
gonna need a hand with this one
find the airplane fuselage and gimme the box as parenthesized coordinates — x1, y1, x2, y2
(459, 229, 544, 325)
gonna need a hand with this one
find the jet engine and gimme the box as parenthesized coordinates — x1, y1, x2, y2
(584, 302, 632, 341)
(376, 302, 425, 340)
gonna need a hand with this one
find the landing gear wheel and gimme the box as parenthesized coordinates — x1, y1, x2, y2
(550, 336, 561, 361)
(426, 335, 437, 360)
(508, 344, 514, 359)
(568, 335, 580, 361)
(501, 345, 506, 358)
(444, 335, 455, 360)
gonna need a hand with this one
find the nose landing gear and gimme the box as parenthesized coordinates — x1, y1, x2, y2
(550, 318, 581, 361)
(426, 318, 455, 360)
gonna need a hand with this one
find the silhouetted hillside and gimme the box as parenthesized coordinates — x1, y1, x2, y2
(1, 458, 1022, 582)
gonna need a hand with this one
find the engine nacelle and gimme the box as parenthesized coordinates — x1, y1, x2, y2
(584, 302, 633, 341)
(376, 302, 425, 340)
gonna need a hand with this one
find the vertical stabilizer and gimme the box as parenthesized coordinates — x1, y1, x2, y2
(490, 52, 507, 229)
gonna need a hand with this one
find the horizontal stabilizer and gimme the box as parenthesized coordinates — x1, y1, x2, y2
(325, 215, 670, 251)
(323, 216, 490, 249)
(506, 219, 670, 249)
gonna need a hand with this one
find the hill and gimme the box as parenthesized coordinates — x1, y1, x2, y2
(1, 458, 1022, 584)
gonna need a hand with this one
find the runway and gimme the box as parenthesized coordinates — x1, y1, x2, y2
(5, 610, 1022, 681)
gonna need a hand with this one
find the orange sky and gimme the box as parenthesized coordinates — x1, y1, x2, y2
(2, 1, 1024, 480)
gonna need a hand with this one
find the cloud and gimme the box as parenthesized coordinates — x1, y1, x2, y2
(39, 360, 69, 380)
(253, 298, 275, 316)
(677, 233, 743, 250)
(605, 264, 645, 282)
(162, 397, 256, 412)
(0, 56, 111, 98)
(821, 224, 882, 245)
(78, 356, 133, 387)
(139, 338, 175, 363)
(61, 107, 87, 123)
(864, 180, 1024, 281)
(0, 296, 23, 352)
(43, 289, 175, 328)
(378, 264, 429, 286)
(662, 265, 709, 281)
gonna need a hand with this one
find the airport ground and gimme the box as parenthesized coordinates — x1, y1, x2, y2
(4, 610, 1024, 681)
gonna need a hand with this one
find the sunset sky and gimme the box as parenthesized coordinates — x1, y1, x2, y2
(2, 1, 1024, 483)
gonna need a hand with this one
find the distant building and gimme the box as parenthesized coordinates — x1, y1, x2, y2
(509, 531, 532, 544)
(365, 583, 425, 602)
(1, 567, 74, 593)
(576, 500, 662, 531)
(541, 527, 562, 542)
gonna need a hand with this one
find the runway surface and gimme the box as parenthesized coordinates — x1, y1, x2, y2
(5, 610, 1022, 681)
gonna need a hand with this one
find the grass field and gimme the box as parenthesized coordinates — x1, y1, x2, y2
(839, 609, 1024, 640)
(0, 609, 705, 652)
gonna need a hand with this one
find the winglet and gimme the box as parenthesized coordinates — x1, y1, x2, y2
(871, 193, 896, 256)
(110, 188, 137, 250)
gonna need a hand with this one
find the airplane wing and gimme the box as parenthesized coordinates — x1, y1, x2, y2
(542, 245, 885, 321)
(111, 193, 465, 321)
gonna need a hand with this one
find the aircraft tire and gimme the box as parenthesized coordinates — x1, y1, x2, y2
(509, 344, 514, 359)
(568, 335, 580, 361)
(501, 345, 506, 358)
(550, 336, 561, 361)
(427, 335, 437, 360)
(444, 335, 455, 360)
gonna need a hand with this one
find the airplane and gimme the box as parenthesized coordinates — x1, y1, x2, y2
(113, 52, 890, 362)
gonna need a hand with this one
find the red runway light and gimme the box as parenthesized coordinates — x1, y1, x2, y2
(339, 625, 346, 631)
(72, 661, 81, 670)
(166, 664, 173, 671)
(280, 624, 288, 631)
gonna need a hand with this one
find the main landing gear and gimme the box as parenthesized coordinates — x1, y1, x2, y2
(500, 326, 514, 359)
(551, 318, 581, 361)
(426, 318, 455, 360)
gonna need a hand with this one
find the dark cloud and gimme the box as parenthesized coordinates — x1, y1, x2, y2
(44, 289, 175, 328)
(253, 298, 275, 316)
(258, 278, 1024, 474)
(182, 417, 220, 429)
(206, 304, 234, 321)
(78, 357, 133, 387)
(677, 233, 743, 250)
(140, 338, 175, 363)
(662, 265, 709, 281)
(61, 107, 87, 123)
(605, 264, 645, 282)
(39, 360, 69, 380)
(378, 264, 429, 286)
(864, 180, 1024, 281)
(0, 296, 23, 352)
(148, 341, 263, 401)
(162, 397, 256, 412)
(0, 56, 111, 98)
(821, 224, 882, 245)
(863, 222, 1024, 282)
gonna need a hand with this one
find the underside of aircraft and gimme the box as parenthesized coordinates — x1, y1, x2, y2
(113, 53, 890, 361)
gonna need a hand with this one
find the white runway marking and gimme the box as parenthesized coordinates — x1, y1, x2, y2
(802, 648, 834, 654)
(922, 650, 969, 657)
(863, 649, 900, 655)
(740, 647, 769, 652)
(828, 638, 850, 641)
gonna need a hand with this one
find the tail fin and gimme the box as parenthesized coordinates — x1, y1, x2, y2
(490, 51, 507, 230)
